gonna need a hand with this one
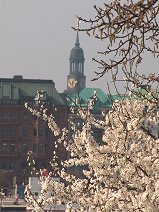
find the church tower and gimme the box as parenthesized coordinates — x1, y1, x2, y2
(66, 32, 86, 93)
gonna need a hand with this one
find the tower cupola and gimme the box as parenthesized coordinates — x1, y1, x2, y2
(66, 32, 86, 93)
(70, 32, 84, 63)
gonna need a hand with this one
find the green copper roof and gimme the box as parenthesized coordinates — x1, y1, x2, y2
(129, 85, 159, 102)
(0, 76, 65, 106)
(65, 88, 128, 110)
(66, 88, 113, 110)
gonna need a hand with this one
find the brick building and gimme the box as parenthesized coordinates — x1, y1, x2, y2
(0, 75, 67, 189)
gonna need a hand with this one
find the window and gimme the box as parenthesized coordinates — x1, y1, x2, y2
(38, 128, 44, 137)
(92, 129, 103, 145)
(40, 162, 46, 169)
(34, 127, 45, 137)
(22, 128, 29, 137)
(10, 144, 16, 153)
(1, 162, 7, 169)
(21, 161, 27, 169)
(10, 112, 17, 121)
(35, 161, 39, 169)
(9, 161, 15, 169)
(10, 100, 18, 104)
(3, 83, 10, 99)
(34, 91, 47, 106)
(2, 128, 9, 139)
(34, 192, 38, 197)
(2, 113, 9, 122)
(22, 144, 29, 153)
(33, 144, 37, 153)
(33, 129, 37, 136)
(45, 144, 48, 153)
(2, 144, 8, 153)
(3, 96, 9, 99)
(23, 112, 29, 121)
(2, 128, 17, 139)
(45, 128, 48, 137)
(38, 144, 44, 153)
(10, 128, 17, 138)
(54, 113, 61, 124)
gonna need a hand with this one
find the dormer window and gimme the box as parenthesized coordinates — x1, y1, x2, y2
(34, 90, 47, 106)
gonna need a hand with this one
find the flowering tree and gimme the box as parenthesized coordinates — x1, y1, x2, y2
(64, 97, 159, 211)
(24, 1, 159, 211)
(25, 90, 159, 211)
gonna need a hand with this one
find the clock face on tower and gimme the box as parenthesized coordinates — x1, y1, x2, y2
(68, 78, 77, 88)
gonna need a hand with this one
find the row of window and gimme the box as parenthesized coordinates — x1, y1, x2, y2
(0, 161, 15, 170)
(0, 111, 30, 122)
(0, 144, 16, 153)
(0, 143, 49, 154)
(0, 111, 62, 123)
(0, 127, 49, 139)
(1, 128, 17, 138)
(28, 143, 49, 153)
(0, 161, 47, 170)
(33, 128, 49, 137)
(0, 99, 19, 105)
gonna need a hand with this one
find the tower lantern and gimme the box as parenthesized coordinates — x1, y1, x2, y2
(66, 32, 86, 93)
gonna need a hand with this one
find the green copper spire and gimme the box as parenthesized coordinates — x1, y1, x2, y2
(75, 31, 80, 47)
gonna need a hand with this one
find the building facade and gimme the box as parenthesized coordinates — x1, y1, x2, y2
(0, 75, 67, 189)
(0, 32, 113, 191)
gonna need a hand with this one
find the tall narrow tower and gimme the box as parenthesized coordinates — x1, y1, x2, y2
(66, 32, 86, 93)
